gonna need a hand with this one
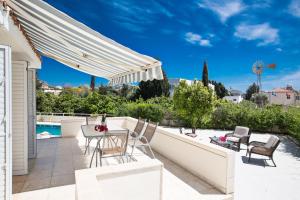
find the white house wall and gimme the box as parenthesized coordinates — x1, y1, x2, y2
(12, 61, 28, 175)
(0, 45, 12, 200)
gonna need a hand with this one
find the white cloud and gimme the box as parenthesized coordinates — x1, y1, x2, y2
(184, 32, 212, 47)
(198, 0, 245, 23)
(289, 0, 300, 17)
(276, 48, 283, 52)
(104, 0, 174, 32)
(262, 68, 300, 90)
(234, 23, 279, 46)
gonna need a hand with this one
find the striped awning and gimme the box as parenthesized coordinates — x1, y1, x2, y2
(5, 0, 163, 85)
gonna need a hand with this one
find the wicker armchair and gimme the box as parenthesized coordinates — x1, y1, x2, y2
(226, 126, 251, 151)
(246, 135, 280, 167)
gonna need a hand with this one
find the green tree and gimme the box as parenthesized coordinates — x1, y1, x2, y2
(120, 84, 129, 98)
(209, 80, 229, 98)
(251, 93, 269, 107)
(137, 70, 170, 100)
(36, 91, 57, 112)
(245, 83, 259, 100)
(90, 75, 96, 92)
(173, 81, 216, 132)
(202, 61, 209, 87)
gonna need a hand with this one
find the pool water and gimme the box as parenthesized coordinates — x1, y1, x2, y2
(36, 124, 61, 136)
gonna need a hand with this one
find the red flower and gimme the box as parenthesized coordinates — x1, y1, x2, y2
(95, 125, 108, 132)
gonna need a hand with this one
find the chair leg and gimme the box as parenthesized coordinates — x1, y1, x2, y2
(84, 138, 92, 155)
(95, 147, 98, 167)
(247, 152, 251, 162)
(270, 156, 277, 167)
(130, 139, 137, 160)
(99, 152, 102, 167)
(148, 145, 155, 159)
(89, 142, 97, 168)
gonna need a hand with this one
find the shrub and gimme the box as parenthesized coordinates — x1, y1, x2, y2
(116, 103, 164, 122)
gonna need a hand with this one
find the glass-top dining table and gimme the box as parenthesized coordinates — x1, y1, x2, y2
(81, 124, 129, 167)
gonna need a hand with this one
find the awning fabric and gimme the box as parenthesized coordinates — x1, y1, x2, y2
(6, 0, 163, 85)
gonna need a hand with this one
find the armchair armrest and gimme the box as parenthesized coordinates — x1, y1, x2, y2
(249, 141, 266, 147)
(225, 132, 234, 137)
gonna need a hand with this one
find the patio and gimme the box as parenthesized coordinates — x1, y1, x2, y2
(164, 128, 300, 200)
(12, 121, 300, 200)
(12, 135, 230, 200)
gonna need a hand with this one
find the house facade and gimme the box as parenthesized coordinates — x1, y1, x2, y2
(262, 86, 300, 106)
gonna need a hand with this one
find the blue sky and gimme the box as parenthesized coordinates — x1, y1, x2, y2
(39, 0, 300, 91)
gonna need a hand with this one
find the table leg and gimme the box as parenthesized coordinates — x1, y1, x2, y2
(89, 138, 101, 168)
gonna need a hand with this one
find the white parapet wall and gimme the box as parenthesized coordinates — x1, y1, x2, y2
(61, 119, 86, 138)
(107, 117, 235, 195)
(75, 159, 163, 200)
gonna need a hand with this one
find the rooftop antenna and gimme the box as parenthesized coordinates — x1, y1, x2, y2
(252, 60, 276, 93)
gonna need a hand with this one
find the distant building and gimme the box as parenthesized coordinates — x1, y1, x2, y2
(40, 82, 49, 90)
(262, 85, 300, 106)
(41, 82, 62, 95)
(169, 78, 215, 96)
(223, 89, 244, 104)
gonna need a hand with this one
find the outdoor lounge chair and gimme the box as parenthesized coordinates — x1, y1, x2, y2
(179, 128, 197, 138)
(97, 130, 129, 167)
(130, 118, 146, 138)
(246, 135, 281, 167)
(130, 121, 158, 159)
(226, 126, 251, 151)
(84, 116, 101, 155)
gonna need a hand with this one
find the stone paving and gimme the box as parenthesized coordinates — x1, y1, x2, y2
(164, 128, 300, 200)
(13, 128, 300, 200)
(13, 135, 229, 200)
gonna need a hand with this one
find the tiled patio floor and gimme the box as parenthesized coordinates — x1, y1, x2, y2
(13, 136, 229, 200)
(164, 128, 300, 200)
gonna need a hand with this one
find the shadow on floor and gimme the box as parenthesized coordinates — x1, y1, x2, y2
(277, 136, 300, 161)
(241, 156, 276, 167)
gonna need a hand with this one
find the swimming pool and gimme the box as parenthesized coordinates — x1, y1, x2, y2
(36, 123, 61, 138)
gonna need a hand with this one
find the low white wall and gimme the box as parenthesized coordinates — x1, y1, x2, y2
(37, 115, 86, 123)
(107, 117, 235, 195)
(75, 159, 163, 200)
(61, 119, 86, 138)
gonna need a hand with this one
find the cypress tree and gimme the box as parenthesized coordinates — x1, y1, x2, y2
(202, 61, 209, 87)
(90, 75, 95, 92)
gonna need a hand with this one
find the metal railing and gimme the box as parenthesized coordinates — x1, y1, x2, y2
(36, 112, 114, 117)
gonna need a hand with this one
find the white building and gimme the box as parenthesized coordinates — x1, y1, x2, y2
(0, 1, 163, 199)
(223, 89, 244, 104)
(169, 78, 215, 96)
(262, 86, 300, 106)
(223, 95, 243, 104)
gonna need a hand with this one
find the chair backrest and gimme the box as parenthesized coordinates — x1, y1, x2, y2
(234, 126, 250, 137)
(133, 118, 146, 136)
(140, 121, 158, 144)
(264, 135, 280, 150)
(102, 130, 129, 155)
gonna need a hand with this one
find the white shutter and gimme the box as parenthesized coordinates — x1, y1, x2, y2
(12, 61, 28, 175)
(0, 45, 12, 200)
(27, 69, 36, 158)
